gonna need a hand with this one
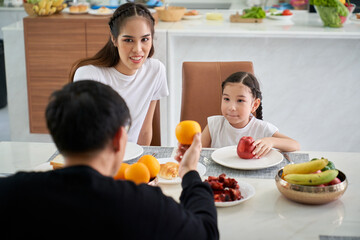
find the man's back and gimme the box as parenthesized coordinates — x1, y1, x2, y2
(0, 166, 218, 240)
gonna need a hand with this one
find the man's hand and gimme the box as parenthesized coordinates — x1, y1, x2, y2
(178, 133, 202, 178)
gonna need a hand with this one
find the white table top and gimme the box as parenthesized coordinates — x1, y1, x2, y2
(0, 141, 359, 239)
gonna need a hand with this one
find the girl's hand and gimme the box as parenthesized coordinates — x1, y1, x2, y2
(252, 137, 273, 158)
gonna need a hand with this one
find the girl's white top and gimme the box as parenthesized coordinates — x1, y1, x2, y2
(74, 58, 169, 143)
(208, 115, 278, 148)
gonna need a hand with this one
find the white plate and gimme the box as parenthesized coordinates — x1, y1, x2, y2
(182, 14, 203, 20)
(63, 8, 89, 14)
(34, 142, 143, 171)
(350, 15, 360, 23)
(157, 158, 206, 184)
(211, 146, 283, 170)
(215, 180, 255, 207)
(33, 162, 53, 172)
(124, 142, 144, 161)
(268, 14, 293, 20)
(88, 9, 114, 16)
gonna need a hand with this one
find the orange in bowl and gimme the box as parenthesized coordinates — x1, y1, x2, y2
(138, 155, 160, 179)
(175, 120, 201, 145)
(124, 162, 150, 184)
(114, 162, 130, 180)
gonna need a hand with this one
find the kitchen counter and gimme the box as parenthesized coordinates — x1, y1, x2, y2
(2, 11, 360, 151)
(167, 10, 360, 37)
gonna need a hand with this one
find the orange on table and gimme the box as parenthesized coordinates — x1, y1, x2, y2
(124, 162, 150, 184)
(114, 162, 130, 180)
(138, 155, 160, 179)
(175, 120, 201, 145)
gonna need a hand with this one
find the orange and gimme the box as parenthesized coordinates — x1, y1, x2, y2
(124, 162, 150, 184)
(138, 155, 160, 179)
(175, 120, 201, 145)
(114, 163, 130, 180)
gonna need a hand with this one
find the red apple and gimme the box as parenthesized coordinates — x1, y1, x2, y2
(237, 136, 255, 159)
(328, 177, 341, 185)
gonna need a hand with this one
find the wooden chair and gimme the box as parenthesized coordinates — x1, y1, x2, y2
(150, 100, 161, 146)
(180, 61, 254, 130)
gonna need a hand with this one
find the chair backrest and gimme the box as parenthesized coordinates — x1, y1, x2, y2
(150, 100, 161, 146)
(181, 61, 254, 130)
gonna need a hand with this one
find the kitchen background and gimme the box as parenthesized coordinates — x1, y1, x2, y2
(1, 0, 359, 152)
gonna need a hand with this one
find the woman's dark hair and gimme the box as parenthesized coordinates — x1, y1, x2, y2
(221, 72, 263, 120)
(69, 2, 155, 81)
(46, 80, 131, 156)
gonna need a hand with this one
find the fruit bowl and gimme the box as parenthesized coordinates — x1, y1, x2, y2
(275, 169, 348, 205)
(154, 6, 186, 22)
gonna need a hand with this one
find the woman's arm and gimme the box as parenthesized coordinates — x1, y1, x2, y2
(137, 100, 157, 146)
(201, 125, 212, 148)
(253, 131, 300, 158)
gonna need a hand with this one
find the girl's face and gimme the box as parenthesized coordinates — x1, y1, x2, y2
(113, 17, 152, 75)
(221, 82, 260, 128)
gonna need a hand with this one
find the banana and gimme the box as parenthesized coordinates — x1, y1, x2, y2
(33, 5, 40, 14)
(284, 169, 338, 186)
(45, 0, 53, 13)
(50, 6, 57, 14)
(283, 158, 328, 176)
(38, 0, 47, 10)
(52, 0, 63, 7)
(38, 8, 46, 16)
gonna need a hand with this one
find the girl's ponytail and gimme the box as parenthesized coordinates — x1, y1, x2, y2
(255, 102, 263, 120)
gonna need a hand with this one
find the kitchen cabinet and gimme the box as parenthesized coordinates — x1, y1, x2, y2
(23, 14, 109, 133)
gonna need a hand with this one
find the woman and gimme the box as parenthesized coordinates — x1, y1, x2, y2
(70, 3, 168, 145)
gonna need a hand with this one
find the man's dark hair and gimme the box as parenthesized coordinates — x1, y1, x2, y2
(46, 80, 131, 156)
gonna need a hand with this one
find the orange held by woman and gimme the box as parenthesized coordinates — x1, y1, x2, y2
(175, 120, 201, 145)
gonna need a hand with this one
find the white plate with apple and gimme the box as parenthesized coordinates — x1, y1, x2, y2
(211, 146, 283, 170)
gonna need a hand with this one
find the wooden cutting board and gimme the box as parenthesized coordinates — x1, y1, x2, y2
(230, 12, 263, 23)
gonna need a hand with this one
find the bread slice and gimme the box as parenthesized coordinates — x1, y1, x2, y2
(49, 154, 65, 170)
(158, 162, 179, 180)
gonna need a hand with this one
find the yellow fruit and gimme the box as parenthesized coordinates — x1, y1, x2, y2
(283, 158, 328, 176)
(38, 8, 46, 16)
(52, 0, 64, 7)
(284, 170, 338, 186)
(33, 5, 39, 14)
(138, 155, 160, 179)
(114, 163, 130, 180)
(175, 120, 201, 145)
(38, 0, 47, 9)
(124, 162, 150, 184)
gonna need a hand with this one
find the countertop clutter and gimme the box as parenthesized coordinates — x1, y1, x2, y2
(1, 141, 360, 239)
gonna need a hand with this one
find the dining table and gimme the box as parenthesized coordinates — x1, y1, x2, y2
(0, 141, 359, 240)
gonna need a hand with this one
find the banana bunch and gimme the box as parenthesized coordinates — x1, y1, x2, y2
(32, 0, 67, 16)
(282, 158, 339, 186)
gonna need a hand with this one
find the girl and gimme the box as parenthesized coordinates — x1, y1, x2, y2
(69, 3, 168, 145)
(201, 72, 300, 157)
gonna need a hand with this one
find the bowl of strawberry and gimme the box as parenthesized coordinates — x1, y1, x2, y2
(204, 173, 256, 207)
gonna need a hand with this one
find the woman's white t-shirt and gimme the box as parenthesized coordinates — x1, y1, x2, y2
(208, 115, 278, 148)
(73, 58, 169, 143)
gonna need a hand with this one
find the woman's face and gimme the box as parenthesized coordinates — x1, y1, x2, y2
(221, 82, 259, 128)
(113, 17, 153, 75)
